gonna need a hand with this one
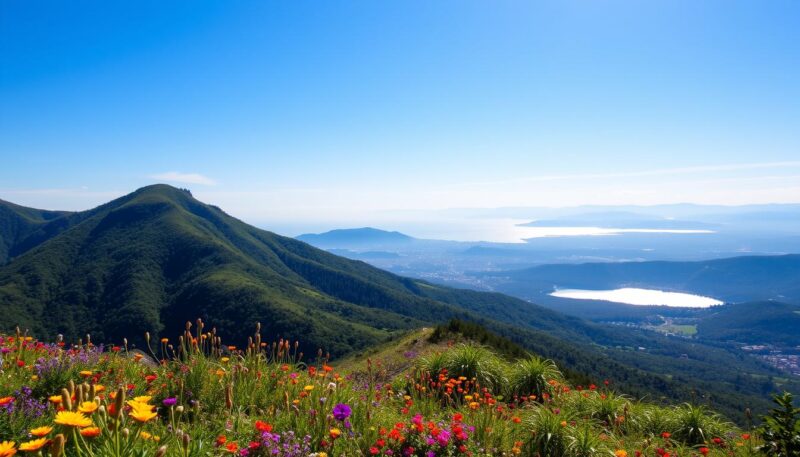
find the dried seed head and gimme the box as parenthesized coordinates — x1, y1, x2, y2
(61, 388, 73, 411)
(51, 434, 66, 457)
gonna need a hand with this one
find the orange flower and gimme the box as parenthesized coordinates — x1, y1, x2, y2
(255, 421, 272, 433)
(29, 426, 52, 437)
(0, 397, 13, 407)
(329, 428, 342, 439)
(18, 438, 47, 452)
(80, 427, 101, 438)
(0, 441, 16, 457)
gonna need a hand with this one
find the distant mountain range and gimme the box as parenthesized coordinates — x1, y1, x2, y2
(0, 185, 797, 421)
(297, 227, 415, 249)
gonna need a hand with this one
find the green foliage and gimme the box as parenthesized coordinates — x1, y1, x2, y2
(759, 392, 800, 456)
(416, 343, 507, 392)
(523, 407, 573, 457)
(566, 423, 611, 457)
(672, 403, 731, 446)
(508, 356, 562, 399)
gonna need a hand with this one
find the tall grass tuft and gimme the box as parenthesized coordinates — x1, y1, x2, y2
(672, 403, 731, 446)
(507, 356, 561, 398)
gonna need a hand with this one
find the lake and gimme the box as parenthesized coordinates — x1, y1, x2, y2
(550, 287, 723, 308)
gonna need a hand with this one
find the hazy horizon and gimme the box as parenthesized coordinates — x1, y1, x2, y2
(2, 1, 800, 224)
(0, 0, 800, 222)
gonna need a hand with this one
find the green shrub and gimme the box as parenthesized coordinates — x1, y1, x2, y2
(507, 356, 561, 398)
(759, 392, 800, 456)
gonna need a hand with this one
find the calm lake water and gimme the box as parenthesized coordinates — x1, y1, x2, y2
(550, 287, 723, 308)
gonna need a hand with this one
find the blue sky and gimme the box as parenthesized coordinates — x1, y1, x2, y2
(1, 1, 799, 232)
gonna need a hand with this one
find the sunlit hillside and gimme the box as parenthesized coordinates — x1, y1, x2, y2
(1, 319, 792, 457)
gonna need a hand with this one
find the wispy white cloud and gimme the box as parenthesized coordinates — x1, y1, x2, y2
(150, 172, 216, 186)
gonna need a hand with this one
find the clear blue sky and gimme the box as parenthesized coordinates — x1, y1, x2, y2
(1, 1, 799, 230)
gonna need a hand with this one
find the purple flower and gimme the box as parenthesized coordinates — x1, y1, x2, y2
(332, 403, 351, 421)
(163, 397, 177, 406)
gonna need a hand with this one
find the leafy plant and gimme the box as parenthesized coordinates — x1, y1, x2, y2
(507, 356, 561, 398)
(759, 392, 800, 456)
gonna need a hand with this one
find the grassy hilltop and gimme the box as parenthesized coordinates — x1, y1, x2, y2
(1, 320, 790, 457)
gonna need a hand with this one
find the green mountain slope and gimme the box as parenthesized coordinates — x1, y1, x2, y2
(0, 185, 796, 423)
(0, 199, 72, 263)
(697, 301, 800, 346)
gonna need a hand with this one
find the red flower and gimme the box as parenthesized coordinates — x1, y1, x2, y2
(255, 420, 273, 432)
(699, 447, 709, 455)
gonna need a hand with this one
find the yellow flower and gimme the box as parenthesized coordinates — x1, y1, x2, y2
(54, 411, 93, 428)
(29, 426, 52, 437)
(127, 400, 154, 412)
(18, 438, 47, 452)
(79, 370, 93, 378)
(303, 385, 314, 392)
(129, 408, 157, 423)
(140, 432, 161, 442)
(469, 401, 480, 410)
(615, 451, 628, 457)
(220, 357, 230, 363)
(329, 428, 341, 439)
(78, 401, 99, 414)
(48, 395, 62, 405)
(0, 441, 16, 457)
(132, 396, 152, 403)
(94, 385, 106, 393)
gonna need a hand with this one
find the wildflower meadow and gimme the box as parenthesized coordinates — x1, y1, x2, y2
(0, 319, 794, 456)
